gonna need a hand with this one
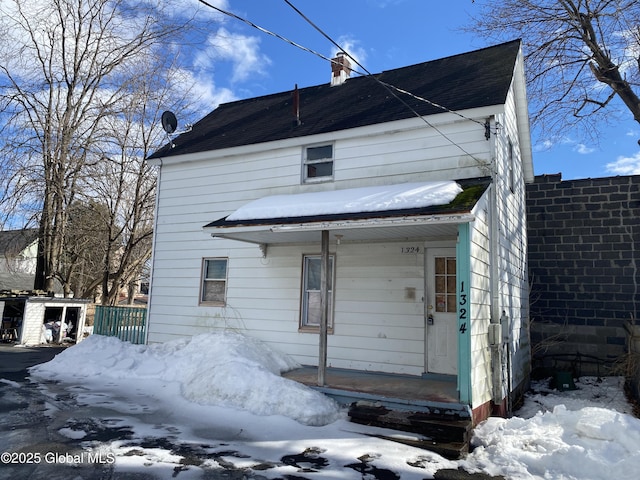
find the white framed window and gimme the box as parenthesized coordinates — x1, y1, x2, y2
(300, 254, 335, 330)
(200, 258, 228, 305)
(302, 144, 333, 183)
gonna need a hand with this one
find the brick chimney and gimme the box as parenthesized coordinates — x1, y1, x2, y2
(331, 52, 352, 86)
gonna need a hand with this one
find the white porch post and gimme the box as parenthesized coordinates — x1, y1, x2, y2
(318, 229, 329, 386)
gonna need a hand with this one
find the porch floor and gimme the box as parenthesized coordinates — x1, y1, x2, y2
(283, 366, 462, 412)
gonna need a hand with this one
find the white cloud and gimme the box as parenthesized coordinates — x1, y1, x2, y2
(612, 28, 640, 79)
(533, 136, 596, 155)
(168, 66, 237, 113)
(533, 139, 555, 152)
(332, 35, 367, 73)
(574, 143, 595, 154)
(161, 0, 230, 22)
(195, 27, 271, 83)
(606, 152, 640, 175)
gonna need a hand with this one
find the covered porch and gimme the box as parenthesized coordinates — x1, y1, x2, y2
(283, 365, 467, 415)
(204, 179, 489, 391)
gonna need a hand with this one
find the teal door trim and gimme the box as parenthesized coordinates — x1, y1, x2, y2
(456, 223, 472, 405)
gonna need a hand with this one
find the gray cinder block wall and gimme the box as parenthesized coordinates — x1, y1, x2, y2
(526, 173, 640, 375)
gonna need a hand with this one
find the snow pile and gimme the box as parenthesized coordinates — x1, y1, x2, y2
(467, 404, 640, 479)
(30, 331, 341, 426)
(463, 376, 640, 479)
(227, 181, 463, 220)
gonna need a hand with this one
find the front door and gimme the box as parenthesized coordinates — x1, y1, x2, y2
(425, 248, 458, 375)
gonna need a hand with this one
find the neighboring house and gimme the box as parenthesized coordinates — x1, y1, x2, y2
(146, 40, 534, 426)
(0, 228, 38, 291)
(526, 173, 640, 374)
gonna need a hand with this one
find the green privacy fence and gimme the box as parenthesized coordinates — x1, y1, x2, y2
(94, 306, 147, 344)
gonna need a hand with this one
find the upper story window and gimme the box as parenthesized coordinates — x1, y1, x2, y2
(303, 144, 333, 183)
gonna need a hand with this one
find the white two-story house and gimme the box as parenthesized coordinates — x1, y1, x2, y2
(146, 40, 534, 427)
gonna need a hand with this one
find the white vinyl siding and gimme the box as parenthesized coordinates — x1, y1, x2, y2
(150, 240, 429, 374)
(146, 106, 525, 381)
(497, 88, 531, 395)
(468, 194, 493, 408)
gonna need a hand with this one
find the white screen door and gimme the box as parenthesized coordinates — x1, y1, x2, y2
(425, 248, 458, 375)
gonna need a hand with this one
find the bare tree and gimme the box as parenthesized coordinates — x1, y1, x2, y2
(0, 0, 194, 292)
(65, 52, 196, 305)
(467, 0, 640, 142)
(83, 133, 157, 306)
(61, 200, 111, 299)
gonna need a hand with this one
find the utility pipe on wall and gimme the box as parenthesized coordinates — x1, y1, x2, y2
(318, 229, 329, 386)
(488, 115, 504, 405)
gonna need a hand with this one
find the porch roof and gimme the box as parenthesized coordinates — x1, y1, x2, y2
(203, 178, 489, 245)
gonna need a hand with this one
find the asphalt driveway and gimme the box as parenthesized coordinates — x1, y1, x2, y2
(0, 344, 67, 381)
(0, 344, 117, 479)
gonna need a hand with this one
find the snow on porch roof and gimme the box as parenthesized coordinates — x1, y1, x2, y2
(204, 178, 490, 245)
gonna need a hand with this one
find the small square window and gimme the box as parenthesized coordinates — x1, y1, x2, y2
(201, 258, 228, 305)
(303, 144, 333, 183)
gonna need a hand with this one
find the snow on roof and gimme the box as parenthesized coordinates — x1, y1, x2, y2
(226, 181, 463, 221)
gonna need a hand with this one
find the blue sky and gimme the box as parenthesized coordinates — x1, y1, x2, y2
(186, 0, 640, 180)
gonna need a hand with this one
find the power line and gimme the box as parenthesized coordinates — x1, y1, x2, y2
(281, 0, 372, 76)
(195, 0, 336, 66)
(282, 0, 484, 128)
(281, 0, 489, 164)
(197, 0, 484, 124)
(195, 0, 491, 166)
(281, 0, 485, 131)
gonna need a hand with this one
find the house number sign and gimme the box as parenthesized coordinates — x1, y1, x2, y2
(400, 246, 421, 254)
(459, 280, 468, 334)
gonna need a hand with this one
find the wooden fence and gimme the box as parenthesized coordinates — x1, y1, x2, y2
(93, 305, 147, 344)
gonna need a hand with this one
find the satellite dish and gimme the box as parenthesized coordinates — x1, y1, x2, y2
(161, 111, 178, 134)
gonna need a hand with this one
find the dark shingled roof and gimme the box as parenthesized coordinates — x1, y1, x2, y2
(149, 40, 521, 159)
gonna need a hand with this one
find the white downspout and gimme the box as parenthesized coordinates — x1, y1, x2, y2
(145, 159, 162, 345)
(488, 116, 504, 405)
(318, 229, 329, 386)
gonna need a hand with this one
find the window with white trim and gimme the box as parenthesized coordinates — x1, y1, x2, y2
(200, 258, 228, 305)
(303, 144, 333, 182)
(301, 254, 335, 329)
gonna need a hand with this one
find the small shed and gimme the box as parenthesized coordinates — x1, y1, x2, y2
(0, 291, 89, 345)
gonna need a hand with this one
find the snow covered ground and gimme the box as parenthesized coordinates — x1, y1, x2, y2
(26, 331, 640, 479)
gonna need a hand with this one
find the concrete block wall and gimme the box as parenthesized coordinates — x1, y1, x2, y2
(526, 173, 640, 374)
